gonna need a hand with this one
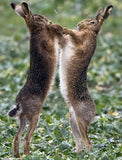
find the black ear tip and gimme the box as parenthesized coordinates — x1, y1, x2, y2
(107, 5, 113, 10)
(109, 5, 113, 8)
(11, 3, 15, 9)
(22, 2, 28, 7)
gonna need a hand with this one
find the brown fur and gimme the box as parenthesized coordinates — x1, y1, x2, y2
(60, 5, 113, 152)
(9, 2, 63, 158)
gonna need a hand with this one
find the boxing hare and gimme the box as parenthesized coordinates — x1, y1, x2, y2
(8, 2, 63, 158)
(60, 5, 113, 152)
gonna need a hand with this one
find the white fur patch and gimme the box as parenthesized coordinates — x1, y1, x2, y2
(15, 5, 23, 17)
(59, 35, 75, 101)
(54, 38, 59, 61)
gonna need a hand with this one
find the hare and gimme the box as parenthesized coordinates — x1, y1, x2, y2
(8, 2, 63, 158)
(60, 5, 113, 152)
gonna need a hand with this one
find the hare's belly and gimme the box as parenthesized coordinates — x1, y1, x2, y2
(59, 39, 75, 102)
(49, 38, 59, 88)
(54, 38, 59, 59)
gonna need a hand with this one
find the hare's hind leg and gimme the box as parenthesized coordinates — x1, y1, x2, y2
(13, 116, 26, 158)
(74, 107, 92, 152)
(69, 106, 83, 152)
(24, 114, 39, 155)
(77, 120, 92, 151)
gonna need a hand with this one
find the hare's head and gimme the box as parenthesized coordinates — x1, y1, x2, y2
(11, 2, 51, 32)
(77, 5, 113, 34)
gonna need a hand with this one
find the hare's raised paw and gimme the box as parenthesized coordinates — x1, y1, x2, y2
(63, 27, 70, 34)
(49, 24, 63, 35)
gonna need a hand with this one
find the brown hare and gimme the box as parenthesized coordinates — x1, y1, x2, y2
(8, 2, 63, 158)
(60, 5, 113, 152)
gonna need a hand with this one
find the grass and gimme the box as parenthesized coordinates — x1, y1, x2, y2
(0, 0, 121, 159)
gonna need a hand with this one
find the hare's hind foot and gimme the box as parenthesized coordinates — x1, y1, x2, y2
(13, 153, 20, 158)
(85, 143, 92, 152)
(75, 140, 92, 153)
(75, 142, 84, 153)
(24, 139, 30, 155)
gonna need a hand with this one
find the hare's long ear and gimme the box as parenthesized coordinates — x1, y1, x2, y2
(96, 5, 113, 22)
(103, 5, 113, 19)
(95, 8, 104, 22)
(21, 2, 32, 17)
(11, 2, 32, 18)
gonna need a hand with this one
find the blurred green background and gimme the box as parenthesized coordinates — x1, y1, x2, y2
(0, 0, 121, 159)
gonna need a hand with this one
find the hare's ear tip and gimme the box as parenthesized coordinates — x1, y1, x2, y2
(11, 3, 15, 9)
(108, 5, 113, 8)
(22, 2, 28, 6)
(107, 5, 113, 10)
(106, 5, 113, 14)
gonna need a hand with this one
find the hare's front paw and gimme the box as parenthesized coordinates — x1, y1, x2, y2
(63, 27, 70, 34)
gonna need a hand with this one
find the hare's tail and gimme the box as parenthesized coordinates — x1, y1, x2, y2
(8, 103, 22, 117)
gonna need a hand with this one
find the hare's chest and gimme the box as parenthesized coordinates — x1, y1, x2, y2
(60, 37, 75, 76)
(59, 37, 75, 100)
(63, 39, 75, 62)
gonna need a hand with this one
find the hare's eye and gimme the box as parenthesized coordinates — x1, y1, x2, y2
(34, 16, 41, 20)
(90, 21, 95, 24)
(37, 17, 41, 20)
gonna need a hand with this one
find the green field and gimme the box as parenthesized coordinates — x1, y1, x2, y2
(0, 0, 121, 159)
